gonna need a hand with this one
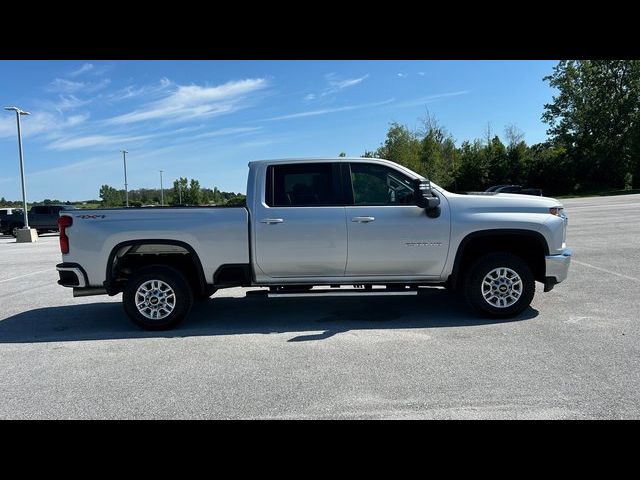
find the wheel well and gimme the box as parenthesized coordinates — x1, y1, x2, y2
(106, 241, 207, 296)
(450, 231, 548, 289)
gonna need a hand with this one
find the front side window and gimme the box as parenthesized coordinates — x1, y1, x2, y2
(267, 163, 339, 207)
(350, 163, 415, 205)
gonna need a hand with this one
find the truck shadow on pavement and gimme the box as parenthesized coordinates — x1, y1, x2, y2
(0, 289, 538, 344)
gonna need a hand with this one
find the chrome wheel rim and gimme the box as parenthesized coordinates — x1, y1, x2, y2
(135, 279, 176, 320)
(481, 267, 522, 308)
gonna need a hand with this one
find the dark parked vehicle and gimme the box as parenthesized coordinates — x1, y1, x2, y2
(0, 208, 23, 236)
(485, 185, 543, 196)
(1, 205, 77, 237)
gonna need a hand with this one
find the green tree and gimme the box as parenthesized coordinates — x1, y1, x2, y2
(99, 185, 123, 207)
(188, 179, 202, 205)
(484, 135, 509, 186)
(418, 113, 456, 188)
(225, 194, 247, 207)
(374, 122, 422, 174)
(543, 60, 640, 189)
(172, 177, 189, 205)
(456, 140, 487, 191)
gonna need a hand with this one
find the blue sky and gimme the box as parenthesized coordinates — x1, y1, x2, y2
(0, 60, 557, 201)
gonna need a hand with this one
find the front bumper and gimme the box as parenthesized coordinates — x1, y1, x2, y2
(544, 247, 572, 291)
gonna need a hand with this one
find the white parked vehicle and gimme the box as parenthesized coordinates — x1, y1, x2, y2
(56, 157, 572, 330)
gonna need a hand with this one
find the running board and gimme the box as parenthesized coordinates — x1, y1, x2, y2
(259, 288, 418, 298)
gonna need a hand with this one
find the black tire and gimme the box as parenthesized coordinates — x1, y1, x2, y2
(463, 252, 535, 318)
(123, 265, 194, 330)
(194, 285, 218, 300)
(10, 223, 23, 237)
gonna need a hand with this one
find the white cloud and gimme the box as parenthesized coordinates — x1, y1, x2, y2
(304, 93, 316, 101)
(66, 114, 90, 126)
(418, 72, 426, 76)
(47, 78, 85, 93)
(191, 126, 262, 140)
(53, 95, 92, 112)
(264, 98, 394, 121)
(70, 63, 94, 76)
(47, 77, 111, 94)
(320, 73, 369, 97)
(395, 90, 471, 108)
(105, 78, 268, 125)
(397, 73, 408, 78)
(0, 111, 89, 139)
(47, 133, 153, 151)
(108, 78, 173, 102)
(326, 73, 369, 90)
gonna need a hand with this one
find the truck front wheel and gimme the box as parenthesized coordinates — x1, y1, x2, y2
(123, 265, 194, 330)
(463, 253, 535, 318)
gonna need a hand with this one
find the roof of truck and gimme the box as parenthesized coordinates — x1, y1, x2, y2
(248, 157, 387, 166)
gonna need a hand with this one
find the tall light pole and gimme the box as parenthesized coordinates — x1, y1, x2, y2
(159, 170, 164, 206)
(120, 150, 129, 207)
(4, 106, 31, 231)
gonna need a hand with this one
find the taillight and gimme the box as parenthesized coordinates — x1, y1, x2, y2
(58, 215, 73, 254)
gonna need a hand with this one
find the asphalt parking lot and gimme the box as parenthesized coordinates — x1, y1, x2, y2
(1, 194, 639, 419)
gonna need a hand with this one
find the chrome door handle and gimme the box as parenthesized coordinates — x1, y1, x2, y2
(260, 218, 284, 224)
(351, 216, 375, 223)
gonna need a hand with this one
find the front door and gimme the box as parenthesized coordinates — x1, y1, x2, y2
(344, 162, 450, 277)
(253, 162, 348, 278)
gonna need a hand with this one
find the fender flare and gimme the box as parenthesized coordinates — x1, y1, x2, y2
(448, 228, 550, 289)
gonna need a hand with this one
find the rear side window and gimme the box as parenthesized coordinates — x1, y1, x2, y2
(32, 206, 47, 214)
(266, 163, 340, 207)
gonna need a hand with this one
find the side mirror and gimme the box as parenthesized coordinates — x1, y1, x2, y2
(414, 179, 441, 217)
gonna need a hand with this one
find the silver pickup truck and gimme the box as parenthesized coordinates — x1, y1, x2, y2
(56, 157, 572, 330)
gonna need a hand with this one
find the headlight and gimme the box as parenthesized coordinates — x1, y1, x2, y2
(549, 207, 564, 217)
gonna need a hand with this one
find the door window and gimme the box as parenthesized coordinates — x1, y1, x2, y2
(350, 163, 415, 205)
(267, 163, 340, 207)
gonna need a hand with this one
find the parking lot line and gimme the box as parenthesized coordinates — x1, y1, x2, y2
(0, 268, 52, 284)
(572, 260, 640, 283)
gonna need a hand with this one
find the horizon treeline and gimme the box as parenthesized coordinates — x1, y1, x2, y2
(98, 178, 245, 207)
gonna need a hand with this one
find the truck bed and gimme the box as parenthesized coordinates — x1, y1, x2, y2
(62, 207, 249, 287)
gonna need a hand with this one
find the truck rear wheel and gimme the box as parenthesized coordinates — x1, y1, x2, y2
(123, 265, 194, 330)
(463, 253, 535, 318)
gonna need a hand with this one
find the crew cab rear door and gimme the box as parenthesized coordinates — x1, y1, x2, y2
(253, 162, 347, 278)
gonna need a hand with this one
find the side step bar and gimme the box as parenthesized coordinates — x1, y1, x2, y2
(247, 287, 419, 298)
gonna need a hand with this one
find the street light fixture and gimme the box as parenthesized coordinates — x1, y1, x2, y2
(120, 150, 129, 207)
(4, 106, 36, 241)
